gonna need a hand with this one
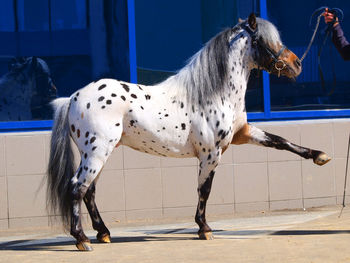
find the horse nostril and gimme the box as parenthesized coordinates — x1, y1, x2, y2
(295, 59, 301, 68)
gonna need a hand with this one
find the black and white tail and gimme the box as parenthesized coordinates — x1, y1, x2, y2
(47, 97, 75, 229)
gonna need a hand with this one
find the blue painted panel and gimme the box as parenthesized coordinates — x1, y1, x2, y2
(127, 0, 137, 83)
(247, 112, 265, 120)
(270, 109, 350, 120)
(0, 120, 53, 132)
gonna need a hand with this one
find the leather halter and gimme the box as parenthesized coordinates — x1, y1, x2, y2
(241, 23, 286, 76)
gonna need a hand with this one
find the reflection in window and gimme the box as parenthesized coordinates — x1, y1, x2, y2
(0, 57, 57, 121)
(0, 0, 90, 121)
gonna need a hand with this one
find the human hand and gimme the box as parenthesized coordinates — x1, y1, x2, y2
(323, 8, 339, 27)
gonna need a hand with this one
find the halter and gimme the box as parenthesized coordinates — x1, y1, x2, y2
(241, 23, 286, 77)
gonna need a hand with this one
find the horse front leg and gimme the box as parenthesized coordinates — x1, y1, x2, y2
(231, 123, 331, 165)
(83, 182, 111, 243)
(195, 152, 221, 240)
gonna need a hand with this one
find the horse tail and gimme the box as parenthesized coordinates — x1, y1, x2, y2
(47, 97, 75, 230)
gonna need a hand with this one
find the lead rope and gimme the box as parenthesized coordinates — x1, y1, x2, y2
(300, 13, 323, 62)
(339, 133, 350, 218)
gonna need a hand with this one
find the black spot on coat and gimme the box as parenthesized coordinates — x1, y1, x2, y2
(121, 83, 130, 92)
(98, 84, 106, 90)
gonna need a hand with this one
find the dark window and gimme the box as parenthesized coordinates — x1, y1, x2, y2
(51, 0, 87, 30)
(0, 0, 15, 31)
(267, 0, 350, 111)
(17, 0, 50, 31)
(135, 0, 263, 112)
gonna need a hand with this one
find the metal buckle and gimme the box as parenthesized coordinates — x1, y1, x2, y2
(275, 59, 286, 77)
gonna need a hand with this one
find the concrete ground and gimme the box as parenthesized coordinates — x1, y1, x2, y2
(1, 206, 350, 263)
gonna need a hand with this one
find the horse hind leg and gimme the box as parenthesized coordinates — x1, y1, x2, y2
(69, 178, 91, 251)
(71, 124, 123, 251)
(83, 182, 111, 243)
(70, 154, 110, 251)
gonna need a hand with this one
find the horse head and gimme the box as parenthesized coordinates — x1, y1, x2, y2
(245, 13, 302, 79)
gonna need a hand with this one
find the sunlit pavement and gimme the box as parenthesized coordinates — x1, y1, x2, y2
(1, 206, 350, 263)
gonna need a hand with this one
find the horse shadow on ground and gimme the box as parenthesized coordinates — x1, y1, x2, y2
(0, 235, 197, 252)
(1, 228, 350, 252)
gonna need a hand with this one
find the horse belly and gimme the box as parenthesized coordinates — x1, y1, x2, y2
(120, 130, 196, 158)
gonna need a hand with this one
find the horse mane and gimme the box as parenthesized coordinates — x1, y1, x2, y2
(159, 27, 234, 105)
(159, 17, 281, 106)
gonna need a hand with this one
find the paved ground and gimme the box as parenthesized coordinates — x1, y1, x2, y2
(1, 206, 350, 262)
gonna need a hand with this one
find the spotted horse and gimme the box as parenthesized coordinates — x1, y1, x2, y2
(47, 14, 331, 251)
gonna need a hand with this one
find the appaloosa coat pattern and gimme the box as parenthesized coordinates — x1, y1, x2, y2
(47, 14, 330, 251)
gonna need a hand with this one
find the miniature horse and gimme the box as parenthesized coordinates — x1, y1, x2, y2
(47, 14, 330, 251)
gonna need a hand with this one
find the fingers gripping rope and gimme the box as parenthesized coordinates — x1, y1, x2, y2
(300, 7, 344, 62)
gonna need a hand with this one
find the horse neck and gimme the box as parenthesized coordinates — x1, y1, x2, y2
(224, 39, 254, 105)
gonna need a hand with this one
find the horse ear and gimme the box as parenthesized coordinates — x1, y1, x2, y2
(248, 13, 257, 30)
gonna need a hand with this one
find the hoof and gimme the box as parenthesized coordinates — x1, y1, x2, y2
(76, 241, 93, 251)
(97, 233, 111, 243)
(198, 231, 214, 240)
(314, 152, 331, 166)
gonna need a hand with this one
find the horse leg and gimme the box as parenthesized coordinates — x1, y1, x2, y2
(195, 152, 221, 240)
(70, 180, 91, 251)
(83, 182, 111, 243)
(231, 123, 331, 165)
(70, 154, 110, 251)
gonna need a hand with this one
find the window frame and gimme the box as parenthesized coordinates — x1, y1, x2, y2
(0, 0, 349, 132)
